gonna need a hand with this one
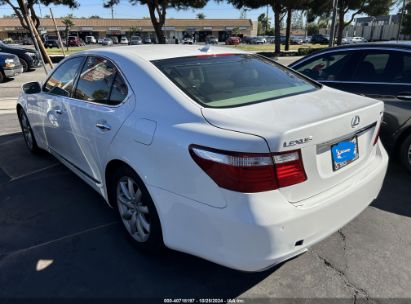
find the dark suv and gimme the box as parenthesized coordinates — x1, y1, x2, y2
(311, 34, 329, 44)
(0, 41, 41, 72)
(290, 42, 411, 172)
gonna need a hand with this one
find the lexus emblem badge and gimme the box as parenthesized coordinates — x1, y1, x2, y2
(351, 116, 360, 128)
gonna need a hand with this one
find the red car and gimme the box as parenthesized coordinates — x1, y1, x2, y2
(225, 36, 240, 45)
(68, 36, 82, 47)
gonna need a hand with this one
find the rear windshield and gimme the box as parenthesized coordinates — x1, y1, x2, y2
(153, 54, 317, 108)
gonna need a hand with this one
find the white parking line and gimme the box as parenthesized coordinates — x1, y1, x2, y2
(2, 221, 119, 258)
(8, 163, 60, 182)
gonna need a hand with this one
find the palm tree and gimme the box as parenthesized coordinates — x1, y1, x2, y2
(62, 14, 75, 51)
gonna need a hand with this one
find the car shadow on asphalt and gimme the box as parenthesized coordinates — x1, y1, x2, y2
(371, 160, 411, 218)
(0, 133, 279, 300)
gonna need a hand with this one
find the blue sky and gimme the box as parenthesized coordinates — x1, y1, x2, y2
(0, 0, 270, 20)
(0, 0, 402, 21)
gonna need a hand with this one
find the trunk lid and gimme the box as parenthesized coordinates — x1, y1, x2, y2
(202, 86, 383, 203)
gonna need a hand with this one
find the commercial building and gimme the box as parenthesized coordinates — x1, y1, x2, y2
(0, 17, 256, 43)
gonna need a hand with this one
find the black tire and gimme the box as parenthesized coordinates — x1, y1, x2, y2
(399, 134, 411, 174)
(19, 58, 29, 72)
(109, 165, 164, 252)
(0, 71, 4, 83)
(17, 109, 40, 154)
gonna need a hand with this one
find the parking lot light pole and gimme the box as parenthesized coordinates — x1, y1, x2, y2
(397, 0, 407, 41)
(329, 0, 339, 47)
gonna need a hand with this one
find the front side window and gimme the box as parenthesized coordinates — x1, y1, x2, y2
(293, 52, 353, 81)
(153, 54, 317, 108)
(74, 56, 127, 105)
(43, 57, 84, 97)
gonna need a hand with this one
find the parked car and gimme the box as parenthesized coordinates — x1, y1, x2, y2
(226, 36, 241, 45)
(0, 52, 23, 83)
(129, 36, 143, 45)
(0, 41, 41, 72)
(342, 37, 368, 45)
(206, 35, 218, 45)
(111, 36, 119, 44)
(17, 45, 387, 271)
(250, 37, 266, 44)
(102, 38, 113, 46)
(290, 36, 304, 45)
(143, 37, 152, 44)
(182, 36, 194, 44)
(98, 37, 104, 44)
(242, 36, 254, 44)
(304, 36, 312, 43)
(311, 34, 329, 44)
(22, 37, 33, 45)
(44, 36, 63, 49)
(85, 36, 97, 44)
(68, 36, 82, 47)
(120, 37, 129, 44)
(351, 37, 368, 44)
(290, 41, 411, 172)
(341, 37, 353, 45)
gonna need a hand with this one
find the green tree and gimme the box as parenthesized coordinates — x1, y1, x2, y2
(62, 14, 74, 51)
(257, 13, 269, 35)
(104, 0, 208, 44)
(197, 12, 206, 19)
(227, 0, 285, 53)
(401, 2, 411, 35)
(284, 0, 312, 51)
(0, 0, 79, 31)
(308, 0, 394, 44)
(89, 15, 101, 19)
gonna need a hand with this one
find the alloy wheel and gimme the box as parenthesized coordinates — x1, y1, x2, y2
(19, 112, 34, 150)
(116, 176, 151, 242)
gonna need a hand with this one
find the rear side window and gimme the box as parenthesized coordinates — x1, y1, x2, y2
(293, 52, 353, 81)
(74, 56, 128, 105)
(352, 50, 411, 83)
(44, 57, 84, 97)
(153, 54, 317, 108)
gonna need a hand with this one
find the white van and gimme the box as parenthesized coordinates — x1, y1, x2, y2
(85, 36, 96, 44)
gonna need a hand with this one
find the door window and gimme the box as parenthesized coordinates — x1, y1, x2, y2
(352, 51, 411, 83)
(74, 56, 128, 105)
(293, 52, 353, 81)
(352, 52, 389, 82)
(43, 57, 84, 97)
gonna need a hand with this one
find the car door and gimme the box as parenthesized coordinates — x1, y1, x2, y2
(291, 49, 362, 92)
(340, 50, 411, 136)
(62, 56, 134, 184)
(27, 56, 84, 154)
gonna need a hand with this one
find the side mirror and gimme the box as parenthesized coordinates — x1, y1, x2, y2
(22, 81, 41, 94)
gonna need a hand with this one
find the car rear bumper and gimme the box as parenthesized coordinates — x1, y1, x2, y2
(4, 65, 23, 77)
(149, 141, 388, 272)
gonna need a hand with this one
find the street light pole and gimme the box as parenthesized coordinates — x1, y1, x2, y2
(329, 0, 339, 47)
(397, 0, 406, 41)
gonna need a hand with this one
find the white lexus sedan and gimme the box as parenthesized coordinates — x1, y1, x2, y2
(17, 45, 388, 272)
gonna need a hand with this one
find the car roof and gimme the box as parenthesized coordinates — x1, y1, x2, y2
(290, 41, 411, 67)
(323, 41, 411, 51)
(83, 45, 248, 61)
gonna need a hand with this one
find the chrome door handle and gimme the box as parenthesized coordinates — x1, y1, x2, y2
(397, 95, 411, 101)
(96, 122, 111, 131)
(55, 109, 63, 115)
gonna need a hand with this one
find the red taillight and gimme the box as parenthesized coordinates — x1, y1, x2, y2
(189, 145, 307, 193)
(273, 150, 307, 188)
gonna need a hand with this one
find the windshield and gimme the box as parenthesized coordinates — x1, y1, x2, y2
(153, 54, 317, 108)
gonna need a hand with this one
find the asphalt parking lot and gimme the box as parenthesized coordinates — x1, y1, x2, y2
(0, 63, 410, 303)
